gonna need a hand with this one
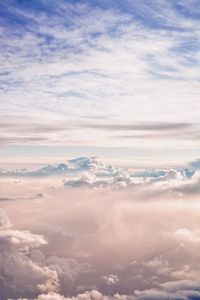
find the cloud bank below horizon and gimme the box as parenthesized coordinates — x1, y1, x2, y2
(1, 157, 200, 197)
(1, 180, 200, 300)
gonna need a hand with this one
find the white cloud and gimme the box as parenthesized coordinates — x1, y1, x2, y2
(20, 290, 104, 300)
(0, 212, 59, 298)
(0, 209, 94, 299)
(2, 170, 200, 299)
(0, 0, 200, 152)
(1, 156, 200, 196)
(171, 228, 200, 243)
(102, 275, 120, 285)
(45, 256, 80, 291)
(14, 279, 200, 300)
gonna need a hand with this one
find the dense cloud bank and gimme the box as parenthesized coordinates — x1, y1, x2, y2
(1, 189, 200, 300)
(13, 280, 200, 300)
(0, 210, 59, 299)
(1, 157, 200, 195)
(1, 157, 200, 299)
(0, 157, 122, 177)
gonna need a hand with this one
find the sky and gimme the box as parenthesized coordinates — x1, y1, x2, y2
(0, 0, 200, 167)
(1, 2, 200, 299)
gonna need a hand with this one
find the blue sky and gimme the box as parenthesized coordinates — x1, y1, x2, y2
(0, 0, 200, 167)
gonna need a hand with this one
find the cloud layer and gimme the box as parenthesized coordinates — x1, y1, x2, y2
(1, 156, 200, 196)
(1, 163, 200, 299)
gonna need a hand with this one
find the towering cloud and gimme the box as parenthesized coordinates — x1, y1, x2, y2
(0, 210, 59, 299)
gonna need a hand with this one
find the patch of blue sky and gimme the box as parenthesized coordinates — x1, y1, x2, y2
(0, 0, 193, 34)
(168, 42, 200, 72)
(1, 0, 63, 20)
(143, 54, 179, 80)
(0, 2, 79, 39)
(172, 0, 200, 20)
(178, 58, 200, 69)
(0, 3, 37, 32)
(70, 0, 196, 32)
(170, 40, 200, 57)
(0, 79, 25, 91)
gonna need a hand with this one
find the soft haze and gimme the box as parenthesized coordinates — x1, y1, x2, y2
(1, 157, 200, 299)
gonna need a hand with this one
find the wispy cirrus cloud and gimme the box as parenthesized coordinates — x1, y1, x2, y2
(0, 113, 200, 148)
(0, 0, 200, 158)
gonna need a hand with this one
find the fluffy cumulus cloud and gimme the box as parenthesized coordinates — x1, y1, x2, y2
(102, 275, 120, 286)
(0, 210, 88, 300)
(1, 157, 200, 196)
(0, 208, 102, 300)
(9, 264, 200, 299)
(0, 210, 59, 299)
(0, 157, 123, 177)
(16, 290, 105, 300)
(14, 281, 200, 300)
(0, 157, 132, 190)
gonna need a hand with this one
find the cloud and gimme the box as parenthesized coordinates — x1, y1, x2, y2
(1, 156, 200, 197)
(169, 228, 200, 243)
(1, 116, 199, 147)
(0, 209, 89, 299)
(0, 211, 59, 299)
(1, 156, 200, 195)
(16, 290, 104, 300)
(0, 0, 199, 153)
(45, 256, 81, 293)
(102, 275, 120, 285)
(81, 122, 192, 131)
(13, 280, 200, 300)
(0, 3, 200, 297)
(2, 172, 200, 299)
(0, 156, 124, 177)
(133, 279, 200, 299)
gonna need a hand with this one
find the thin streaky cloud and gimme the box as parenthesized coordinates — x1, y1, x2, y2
(81, 122, 192, 131)
(0, 0, 200, 158)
